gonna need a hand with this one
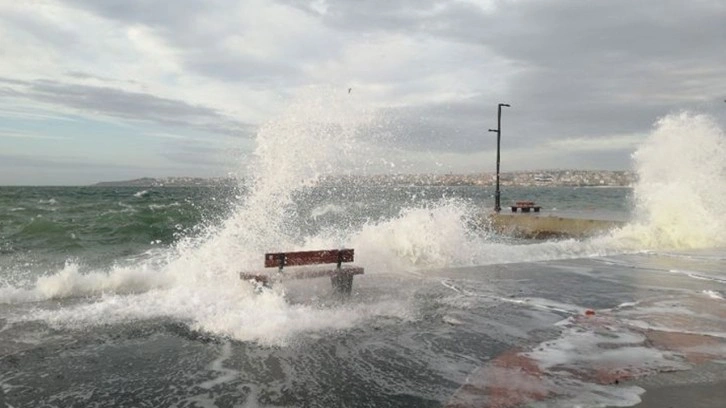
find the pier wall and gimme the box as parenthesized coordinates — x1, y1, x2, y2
(486, 213, 625, 239)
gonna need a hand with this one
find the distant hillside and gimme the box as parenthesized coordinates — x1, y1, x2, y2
(93, 177, 236, 187)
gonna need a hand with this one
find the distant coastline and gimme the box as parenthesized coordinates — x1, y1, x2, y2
(93, 170, 635, 188)
(93, 177, 233, 187)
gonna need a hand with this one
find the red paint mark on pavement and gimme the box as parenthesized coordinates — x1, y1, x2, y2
(445, 350, 551, 408)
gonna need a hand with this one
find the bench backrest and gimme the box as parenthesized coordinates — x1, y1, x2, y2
(265, 249, 354, 269)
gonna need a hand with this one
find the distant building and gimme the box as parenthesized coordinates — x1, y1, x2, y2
(534, 174, 554, 183)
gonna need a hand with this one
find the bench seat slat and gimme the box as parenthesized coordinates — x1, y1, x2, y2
(264, 249, 354, 268)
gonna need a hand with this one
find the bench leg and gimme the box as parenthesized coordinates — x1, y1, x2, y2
(331, 274, 353, 295)
(251, 278, 272, 294)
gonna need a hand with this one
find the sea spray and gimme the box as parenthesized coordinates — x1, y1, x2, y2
(613, 112, 726, 249)
(8, 90, 419, 344)
(299, 192, 618, 273)
(169, 87, 378, 276)
(300, 198, 488, 272)
(6, 102, 726, 344)
(322, 112, 726, 269)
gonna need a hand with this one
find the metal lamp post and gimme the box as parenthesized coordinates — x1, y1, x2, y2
(488, 103, 510, 212)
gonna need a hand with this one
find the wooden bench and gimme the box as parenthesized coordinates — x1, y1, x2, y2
(239, 248, 364, 295)
(511, 201, 541, 213)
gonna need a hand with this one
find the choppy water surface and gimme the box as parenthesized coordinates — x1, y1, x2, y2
(1, 109, 725, 407)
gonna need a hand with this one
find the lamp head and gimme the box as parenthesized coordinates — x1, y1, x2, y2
(500, 103, 510, 107)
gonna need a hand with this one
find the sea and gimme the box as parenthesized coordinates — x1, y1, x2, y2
(1, 109, 725, 408)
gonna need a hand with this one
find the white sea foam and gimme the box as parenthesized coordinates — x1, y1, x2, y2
(703, 290, 724, 300)
(669, 269, 726, 284)
(4, 103, 726, 345)
(0, 261, 172, 304)
(29, 282, 413, 345)
(521, 316, 689, 408)
(198, 342, 238, 389)
(526, 323, 674, 370)
(310, 203, 346, 219)
(148, 202, 180, 211)
(8, 89, 414, 344)
(612, 112, 726, 250)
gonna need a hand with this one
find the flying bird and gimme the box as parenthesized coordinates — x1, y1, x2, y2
(348, 88, 352, 94)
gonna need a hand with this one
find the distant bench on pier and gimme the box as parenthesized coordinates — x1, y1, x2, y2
(511, 201, 541, 213)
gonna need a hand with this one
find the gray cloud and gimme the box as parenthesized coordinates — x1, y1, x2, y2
(0, 87, 22, 98)
(492, 1, 726, 148)
(64, 71, 141, 86)
(60, 0, 209, 33)
(1, 77, 255, 137)
(185, 54, 301, 84)
(373, 102, 487, 153)
(0, 153, 132, 170)
(157, 139, 241, 167)
(58, 0, 339, 85)
(3, 0, 725, 181)
(301, 0, 726, 154)
(0, 153, 219, 185)
(0, 6, 81, 49)
(280, 0, 457, 33)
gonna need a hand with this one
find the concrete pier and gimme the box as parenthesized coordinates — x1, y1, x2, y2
(486, 212, 626, 239)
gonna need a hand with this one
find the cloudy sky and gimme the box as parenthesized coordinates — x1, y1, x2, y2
(1, 0, 724, 185)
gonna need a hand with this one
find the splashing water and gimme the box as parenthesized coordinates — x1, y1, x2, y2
(4, 90, 417, 344)
(170, 88, 378, 278)
(3, 101, 726, 343)
(613, 112, 726, 249)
